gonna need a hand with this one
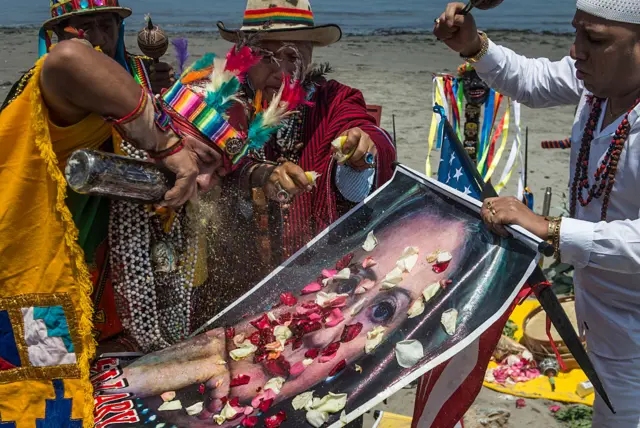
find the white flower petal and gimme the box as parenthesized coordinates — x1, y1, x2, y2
(306, 409, 329, 428)
(340, 410, 348, 426)
(335, 268, 351, 280)
(437, 251, 453, 264)
(303, 358, 315, 367)
(381, 267, 403, 289)
(396, 246, 420, 273)
(365, 326, 386, 354)
(229, 340, 257, 361)
(422, 282, 441, 303)
(292, 391, 315, 411)
(157, 400, 182, 411)
(362, 231, 378, 252)
(354, 364, 362, 373)
(395, 340, 425, 368)
(354, 279, 375, 295)
(232, 333, 246, 347)
(274, 325, 293, 343)
(312, 392, 348, 414)
(407, 298, 425, 318)
(185, 402, 204, 416)
(426, 249, 442, 264)
(306, 171, 321, 186)
(264, 376, 286, 394)
(441, 308, 458, 336)
(350, 297, 368, 316)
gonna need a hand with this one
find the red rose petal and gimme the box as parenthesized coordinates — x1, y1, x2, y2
(292, 338, 303, 350)
(432, 260, 451, 273)
(308, 312, 322, 322)
(258, 398, 274, 412)
(301, 282, 323, 295)
(198, 383, 205, 394)
(229, 397, 240, 408)
(319, 352, 338, 363)
(264, 411, 287, 428)
(325, 308, 345, 327)
(328, 359, 347, 376)
(250, 313, 272, 330)
(241, 416, 259, 427)
(335, 253, 354, 270)
(322, 269, 338, 278)
(302, 321, 322, 334)
(290, 360, 308, 376)
(280, 292, 298, 306)
(230, 374, 251, 387)
(305, 348, 321, 359)
(262, 355, 290, 377)
(322, 341, 341, 356)
(340, 322, 363, 343)
(225, 327, 235, 339)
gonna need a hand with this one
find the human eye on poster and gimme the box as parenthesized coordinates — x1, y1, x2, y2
(93, 166, 539, 428)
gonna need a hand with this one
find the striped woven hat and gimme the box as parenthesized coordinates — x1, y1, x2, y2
(43, 0, 131, 30)
(217, 0, 341, 47)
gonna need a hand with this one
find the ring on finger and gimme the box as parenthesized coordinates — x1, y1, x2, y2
(275, 182, 290, 203)
(364, 152, 376, 166)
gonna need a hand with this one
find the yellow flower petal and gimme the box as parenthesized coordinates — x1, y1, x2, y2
(264, 376, 286, 394)
(350, 297, 368, 317)
(407, 298, 425, 318)
(185, 402, 204, 416)
(396, 246, 420, 273)
(312, 392, 348, 414)
(157, 400, 182, 411)
(229, 340, 258, 361)
(355, 364, 362, 373)
(292, 391, 315, 411)
(306, 409, 329, 428)
(441, 308, 458, 336)
(274, 325, 293, 343)
(422, 282, 441, 303)
(365, 326, 386, 354)
(381, 267, 403, 289)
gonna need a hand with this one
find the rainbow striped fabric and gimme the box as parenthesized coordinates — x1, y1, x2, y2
(163, 81, 244, 164)
(243, 6, 314, 27)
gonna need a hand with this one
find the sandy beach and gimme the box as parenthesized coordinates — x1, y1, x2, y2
(0, 28, 576, 426)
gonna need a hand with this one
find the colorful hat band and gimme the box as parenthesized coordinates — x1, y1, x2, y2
(163, 81, 247, 164)
(50, 0, 120, 18)
(243, 7, 314, 27)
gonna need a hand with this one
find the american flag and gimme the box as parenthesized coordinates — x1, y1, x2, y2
(410, 111, 516, 427)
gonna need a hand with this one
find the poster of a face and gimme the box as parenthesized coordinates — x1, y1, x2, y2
(93, 166, 539, 428)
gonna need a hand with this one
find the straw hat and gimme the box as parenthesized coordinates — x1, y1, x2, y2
(217, 0, 342, 47)
(43, 0, 132, 30)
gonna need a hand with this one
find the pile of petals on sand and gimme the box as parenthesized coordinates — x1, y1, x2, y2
(485, 352, 541, 385)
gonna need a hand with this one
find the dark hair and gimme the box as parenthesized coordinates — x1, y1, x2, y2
(52, 12, 123, 39)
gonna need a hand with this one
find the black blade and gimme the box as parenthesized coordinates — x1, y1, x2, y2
(435, 106, 615, 413)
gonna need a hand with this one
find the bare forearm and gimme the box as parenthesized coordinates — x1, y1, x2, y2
(40, 40, 141, 121)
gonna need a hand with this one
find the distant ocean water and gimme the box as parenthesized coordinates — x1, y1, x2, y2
(1, 0, 576, 34)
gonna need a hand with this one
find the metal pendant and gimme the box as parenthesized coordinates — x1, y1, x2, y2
(151, 241, 177, 273)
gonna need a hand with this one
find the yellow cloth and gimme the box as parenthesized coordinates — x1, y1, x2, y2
(0, 56, 111, 427)
(483, 299, 595, 406)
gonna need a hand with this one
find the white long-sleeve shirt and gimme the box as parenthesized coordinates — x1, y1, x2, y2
(474, 40, 640, 360)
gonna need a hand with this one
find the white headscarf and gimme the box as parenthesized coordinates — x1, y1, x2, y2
(576, 0, 640, 25)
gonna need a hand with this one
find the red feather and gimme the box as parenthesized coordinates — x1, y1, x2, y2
(225, 46, 262, 83)
(280, 74, 313, 110)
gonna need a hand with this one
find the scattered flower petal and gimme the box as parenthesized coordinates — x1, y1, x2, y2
(354, 364, 362, 373)
(241, 416, 258, 427)
(350, 297, 368, 316)
(516, 398, 526, 409)
(395, 340, 425, 368)
(230, 374, 251, 387)
(290, 359, 313, 376)
(306, 409, 329, 428)
(160, 391, 175, 402)
(233, 333, 246, 347)
(381, 267, 403, 289)
(340, 322, 363, 343)
(354, 279, 375, 295)
(441, 308, 458, 336)
(302, 282, 323, 295)
(225, 327, 235, 339)
(325, 308, 345, 327)
(322, 269, 338, 279)
(258, 398, 274, 412)
(322, 268, 351, 286)
(396, 246, 420, 273)
(422, 282, 441, 303)
(264, 411, 287, 428)
(328, 359, 347, 376)
(306, 171, 321, 186)
(426, 249, 442, 264)
(316, 292, 349, 308)
(362, 231, 378, 252)
(313, 392, 348, 414)
(305, 348, 320, 359)
(308, 312, 322, 322)
(549, 405, 561, 413)
(250, 314, 272, 330)
(335, 253, 354, 271)
(407, 298, 425, 318)
(267, 311, 277, 322)
(274, 325, 293, 343)
(280, 292, 298, 306)
(340, 410, 348, 425)
(362, 256, 377, 268)
(432, 251, 453, 273)
(157, 400, 182, 411)
(264, 377, 286, 394)
(365, 326, 386, 354)
(251, 388, 277, 408)
(230, 340, 258, 361)
(185, 402, 204, 416)
(292, 391, 315, 410)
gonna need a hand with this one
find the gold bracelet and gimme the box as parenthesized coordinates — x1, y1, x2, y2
(461, 32, 489, 63)
(552, 218, 562, 258)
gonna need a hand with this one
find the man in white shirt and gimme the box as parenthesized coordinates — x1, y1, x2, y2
(434, 1, 640, 427)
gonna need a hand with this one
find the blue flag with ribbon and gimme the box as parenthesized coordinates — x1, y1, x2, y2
(434, 105, 481, 200)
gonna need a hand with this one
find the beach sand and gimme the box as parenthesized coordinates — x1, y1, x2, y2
(0, 28, 575, 426)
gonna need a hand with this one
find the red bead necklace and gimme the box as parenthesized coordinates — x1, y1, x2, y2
(570, 97, 639, 221)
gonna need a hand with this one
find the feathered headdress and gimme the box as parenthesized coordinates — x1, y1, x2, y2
(162, 45, 309, 165)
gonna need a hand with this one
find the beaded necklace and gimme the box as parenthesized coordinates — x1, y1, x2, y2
(570, 96, 640, 221)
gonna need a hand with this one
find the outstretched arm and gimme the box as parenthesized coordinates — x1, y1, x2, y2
(434, 2, 583, 108)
